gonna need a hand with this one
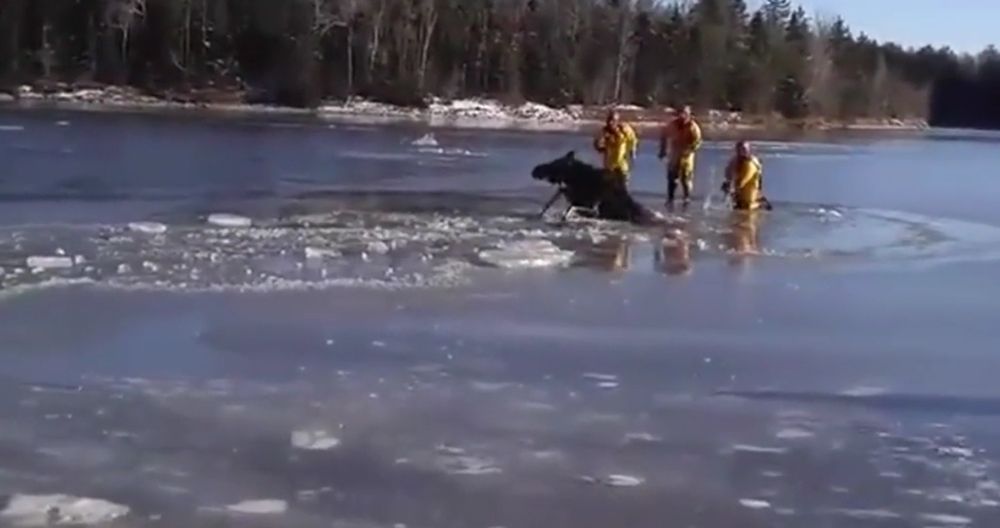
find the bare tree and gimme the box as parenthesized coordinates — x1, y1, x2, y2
(612, 0, 634, 102)
(416, 0, 439, 91)
(869, 51, 889, 116)
(105, 0, 147, 73)
(807, 15, 837, 116)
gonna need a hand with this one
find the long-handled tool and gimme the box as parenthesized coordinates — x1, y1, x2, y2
(538, 187, 565, 218)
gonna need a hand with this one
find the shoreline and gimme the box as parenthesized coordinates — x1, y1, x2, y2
(0, 85, 930, 134)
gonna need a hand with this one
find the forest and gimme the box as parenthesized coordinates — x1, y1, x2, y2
(0, 0, 998, 127)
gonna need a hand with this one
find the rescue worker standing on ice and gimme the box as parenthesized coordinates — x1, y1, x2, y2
(658, 105, 702, 205)
(722, 140, 766, 211)
(593, 109, 638, 188)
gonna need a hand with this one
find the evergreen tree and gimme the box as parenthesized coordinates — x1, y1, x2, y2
(0, 0, 987, 125)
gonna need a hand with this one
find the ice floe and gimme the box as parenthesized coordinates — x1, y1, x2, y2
(919, 513, 972, 525)
(730, 444, 789, 455)
(207, 213, 252, 228)
(581, 474, 645, 487)
(225, 499, 288, 515)
(128, 222, 168, 234)
(411, 133, 439, 147)
(291, 429, 341, 451)
(477, 240, 574, 269)
(775, 428, 815, 440)
(739, 499, 772, 510)
(25, 256, 74, 270)
(0, 494, 129, 526)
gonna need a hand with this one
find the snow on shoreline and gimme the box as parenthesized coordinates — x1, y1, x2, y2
(318, 97, 587, 130)
(2, 85, 928, 132)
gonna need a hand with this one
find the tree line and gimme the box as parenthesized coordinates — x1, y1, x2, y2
(0, 0, 997, 126)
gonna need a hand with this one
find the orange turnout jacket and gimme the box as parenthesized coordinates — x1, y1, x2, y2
(659, 118, 702, 174)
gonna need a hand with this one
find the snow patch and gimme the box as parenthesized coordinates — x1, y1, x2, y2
(320, 97, 578, 129)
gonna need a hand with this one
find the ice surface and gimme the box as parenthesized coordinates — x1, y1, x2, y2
(2, 203, 999, 298)
(0, 494, 129, 526)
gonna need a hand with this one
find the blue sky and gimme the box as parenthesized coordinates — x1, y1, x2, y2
(748, 0, 998, 53)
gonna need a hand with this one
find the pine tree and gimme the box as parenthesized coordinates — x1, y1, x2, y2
(762, 0, 791, 27)
(0, 0, 986, 123)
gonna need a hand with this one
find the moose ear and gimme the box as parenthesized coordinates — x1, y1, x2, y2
(565, 150, 576, 160)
